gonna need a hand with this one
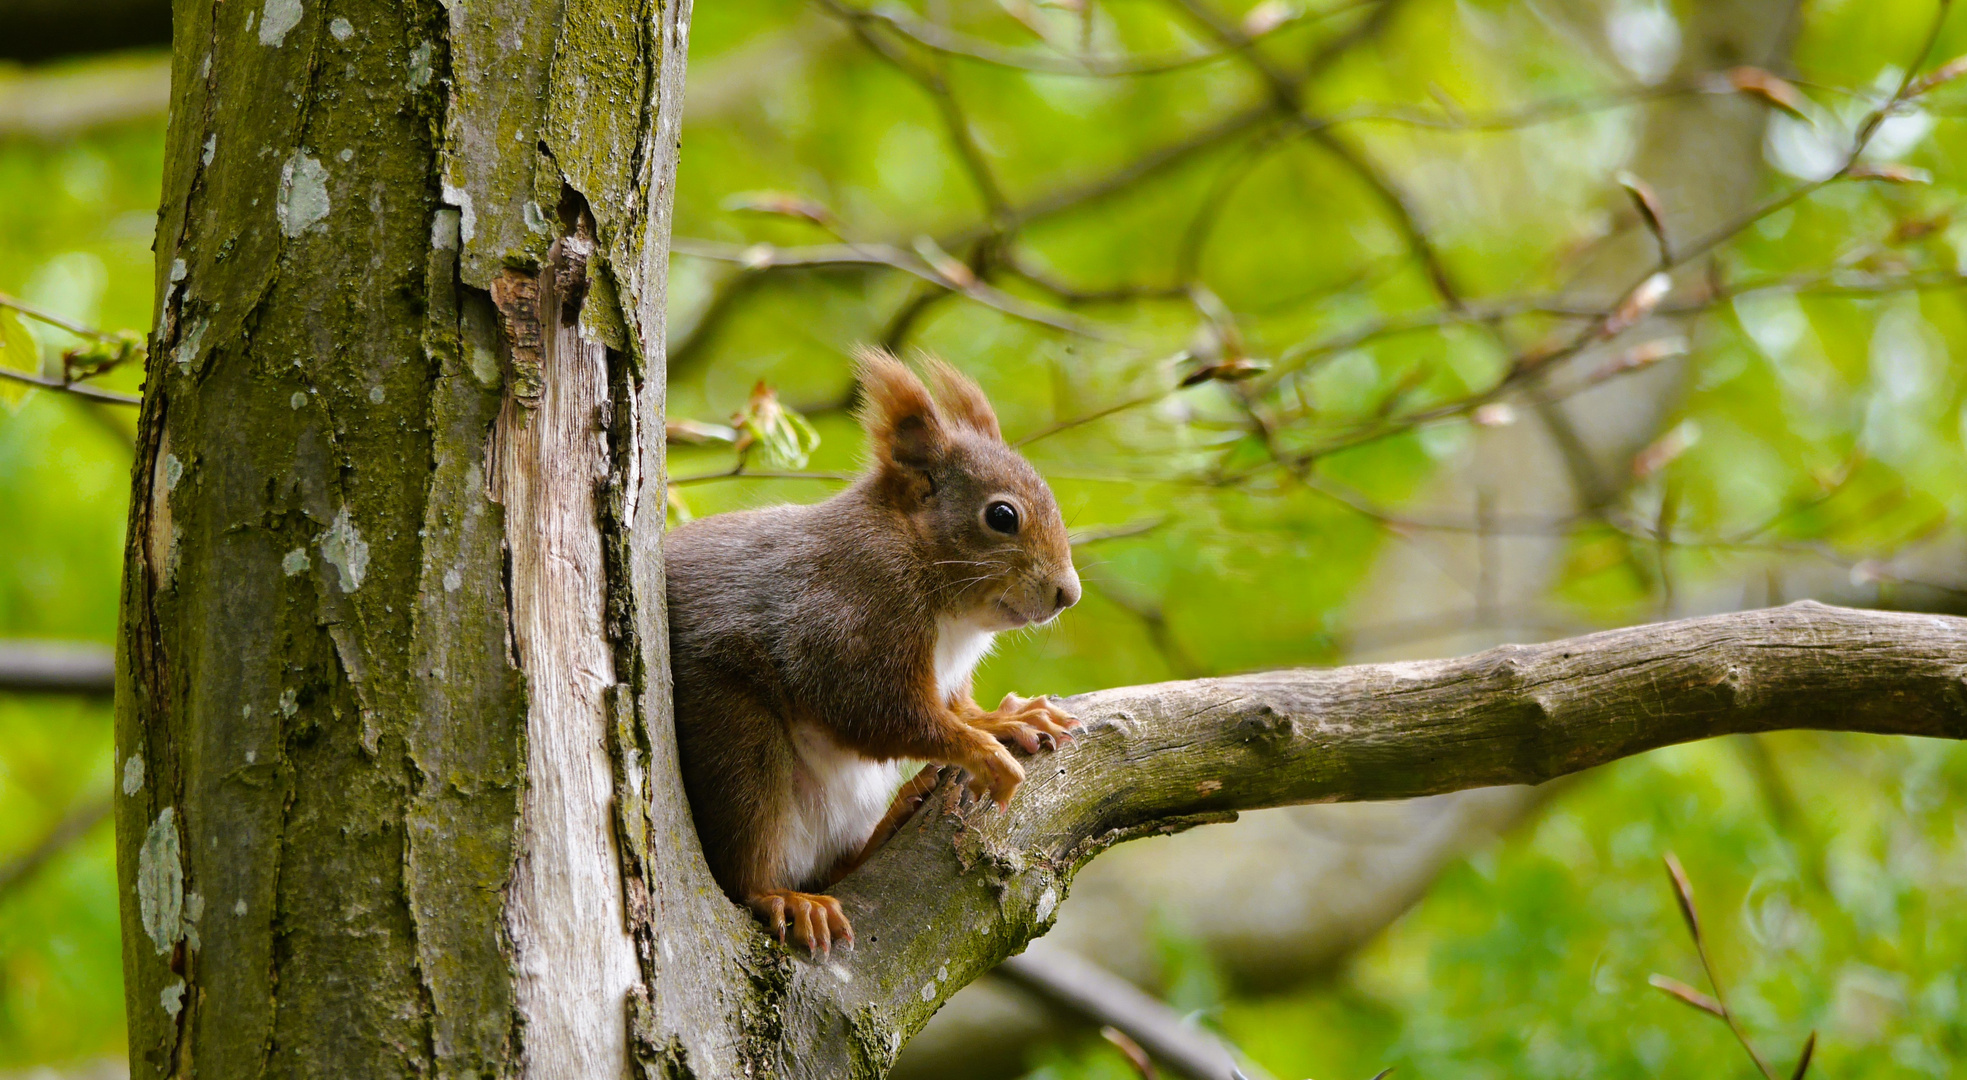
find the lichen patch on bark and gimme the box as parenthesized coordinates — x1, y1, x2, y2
(258, 0, 304, 46)
(275, 151, 329, 236)
(315, 506, 369, 592)
(136, 808, 182, 956)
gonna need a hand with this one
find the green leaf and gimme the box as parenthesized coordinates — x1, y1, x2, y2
(0, 306, 42, 411)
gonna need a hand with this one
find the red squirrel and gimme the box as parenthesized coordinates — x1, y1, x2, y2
(665, 349, 1082, 954)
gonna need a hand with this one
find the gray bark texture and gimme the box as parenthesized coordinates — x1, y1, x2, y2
(113, 0, 1967, 1077)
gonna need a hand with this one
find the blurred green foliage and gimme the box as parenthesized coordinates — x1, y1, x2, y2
(1031, 732, 1967, 1080)
(5, 0, 1967, 1074)
(0, 59, 160, 1062)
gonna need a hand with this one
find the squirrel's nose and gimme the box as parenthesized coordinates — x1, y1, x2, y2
(1053, 569, 1082, 613)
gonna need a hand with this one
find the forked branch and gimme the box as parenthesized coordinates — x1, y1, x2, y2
(770, 601, 1967, 1077)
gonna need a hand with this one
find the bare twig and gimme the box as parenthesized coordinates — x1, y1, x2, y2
(0, 292, 123, 342)
(1084, 576, 1207, 679)
(667, 465, 855, 487)
(1654, 854, 1824, 1080)
(1014, 382, 1183, 448)
(1659, 852, 1780, 1079)
(0, 367, 142, 406)
(0, 796, 112, 902)
(670, 239, 1099, 337)
(833, 0, 1371, 77)
(831, 5, 1014, 226)
(1069, 517, 1169, 547)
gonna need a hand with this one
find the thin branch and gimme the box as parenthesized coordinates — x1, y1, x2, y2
(1243, 263, 1959, 477)
(670, 239, 1100, 338)
(879, 279, 957, 351)
(666, 268, 766, 376)
(996, 947, 1263, 1080)
(1000, 253, 1192, 306)
(1164, 0, 1466, 308)
(1014, 382, 1182, 447)
(668, 465, 856, 487)
(664, 96, 1273, 359)
(1085, 576, 1207, 680)
(0, 292, 123, 342)
(1259, 267, 1967, 389)
(1174, 124, 1293, 283)
(1305, 0, 1405, 74)
(0, 367, 140, 407)
(988, 104, 1275, 237)
(1636, 0, 1957, 281)
(0, 367, 142, 406)
(826, 0, 1013, 226)
(0, 796, 112, 903)
(1660, 853, 1782, 1079)
(1069, 516, 1169, 547)
(835, 0, 1374, 77)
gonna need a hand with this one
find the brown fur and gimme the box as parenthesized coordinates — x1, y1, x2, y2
(665, 349, 1081, 951)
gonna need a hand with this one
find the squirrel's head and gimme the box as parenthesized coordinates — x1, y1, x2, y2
(854, 347, 1081, 629)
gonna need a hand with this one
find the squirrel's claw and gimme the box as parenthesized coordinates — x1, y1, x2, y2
(971, 693, 1080, 756)
(959, 770, 992, 808)
(795, 902, 825, 956)
(748, 890, 853, 958)
(755, 894, 789, 944)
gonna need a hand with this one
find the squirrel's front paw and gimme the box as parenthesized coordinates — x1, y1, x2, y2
(748, 890, 853, 956)
(970, 693, 1081, 754)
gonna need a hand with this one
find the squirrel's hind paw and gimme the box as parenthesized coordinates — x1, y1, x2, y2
(748, 890, 853, 957)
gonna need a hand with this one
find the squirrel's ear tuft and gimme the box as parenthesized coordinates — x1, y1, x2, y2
(921, 357, 1001, 441)
(854, 346, 946, 471)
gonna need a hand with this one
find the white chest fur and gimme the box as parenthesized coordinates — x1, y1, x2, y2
(780, 723, 903, 888)
(933, 612, 998, 702)
(774, 615, 998, 888)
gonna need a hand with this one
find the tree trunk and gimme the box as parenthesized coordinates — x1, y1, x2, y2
(115, 0, 705, 1073)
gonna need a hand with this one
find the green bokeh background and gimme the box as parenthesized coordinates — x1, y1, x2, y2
(5, 0, 1967, 1075)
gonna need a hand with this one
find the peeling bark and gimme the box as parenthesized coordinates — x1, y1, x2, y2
(492, 226, 640, 1077)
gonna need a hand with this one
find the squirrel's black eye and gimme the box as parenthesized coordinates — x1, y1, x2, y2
(984, 501, 1020, 535)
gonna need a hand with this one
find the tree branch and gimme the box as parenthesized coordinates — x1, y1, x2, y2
(0, 641, 114, 696)
(775, 601, 1967, 1077)
(0, 796, 111, 902)
(0, 0, 168, 62)
(997, 947, 1259, 1080)
(896, 784, 1552, 1079)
